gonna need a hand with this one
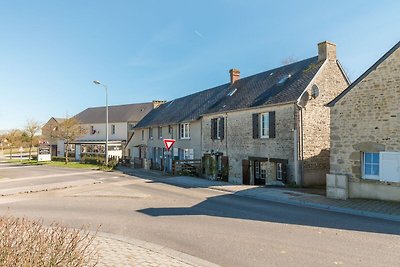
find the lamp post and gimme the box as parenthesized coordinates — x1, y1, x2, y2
(93, 80, 109, 165)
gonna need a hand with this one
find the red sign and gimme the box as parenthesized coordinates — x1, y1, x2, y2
(163, 139, 176, 151)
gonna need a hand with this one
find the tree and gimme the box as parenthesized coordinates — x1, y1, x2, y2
(4, 129, 23, 160)
(24, 119, 41, 160)
(52, 117, 86, 164)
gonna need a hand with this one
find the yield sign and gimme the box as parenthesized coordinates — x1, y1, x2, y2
(163, 139, 176, 151)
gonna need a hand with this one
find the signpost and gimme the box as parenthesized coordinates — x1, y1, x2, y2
(163, 139, 176, 174)
(19, 147, 23, 162)
(38, 141, 51, 162)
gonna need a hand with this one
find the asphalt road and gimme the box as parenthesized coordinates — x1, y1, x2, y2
(1, 163, 400, 267)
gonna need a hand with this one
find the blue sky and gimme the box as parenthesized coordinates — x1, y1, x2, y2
(0, 0, 399, 130)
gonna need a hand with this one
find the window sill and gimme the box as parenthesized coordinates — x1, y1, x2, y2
(180, 137, 190, 140)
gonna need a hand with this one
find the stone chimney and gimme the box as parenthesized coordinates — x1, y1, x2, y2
(318, 41, 336, 62)
(229, 69, 240, 84)
(152, 100, 166, 108)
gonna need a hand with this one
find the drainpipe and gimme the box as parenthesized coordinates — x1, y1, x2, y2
(295, 103, 305, 187)
(225, 113, 228, 157)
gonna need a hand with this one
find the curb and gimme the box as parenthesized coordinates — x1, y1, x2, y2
(96, 232, 220, 267)
(118, 168, 400, 223)
(208, 186, 400, 223)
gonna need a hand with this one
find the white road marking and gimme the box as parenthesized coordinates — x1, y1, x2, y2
(0, 165, 38, 170)
(0, 171, 100, 183)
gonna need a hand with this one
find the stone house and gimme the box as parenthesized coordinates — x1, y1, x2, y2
(202, 41, 349, 186)
(42, 117, 65, 157)
(129, 87, 229, 171)
(327, 41, 400, 201)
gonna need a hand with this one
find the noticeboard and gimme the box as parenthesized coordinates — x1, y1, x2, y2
(38, 145, 51, 162)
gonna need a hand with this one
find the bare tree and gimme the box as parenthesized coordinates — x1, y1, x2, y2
(24, 119, 41, 160)
(4, 129, 23, 160)
(52, 117, 86, 164)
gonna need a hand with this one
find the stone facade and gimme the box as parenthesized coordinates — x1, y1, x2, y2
(202, 104, 296, 184)
(129, 120, 203, 170)
(202, 42, 349, 186)
(301, 43, 350, 185)
(328, 43, 400, 201)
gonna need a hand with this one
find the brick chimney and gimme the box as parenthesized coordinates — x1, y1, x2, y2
(318, 41, 336, 62)
(152, 100, 166, 108)
(229, 69, 240, 84)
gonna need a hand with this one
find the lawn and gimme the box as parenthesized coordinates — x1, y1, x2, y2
(4, 159, 101, 170)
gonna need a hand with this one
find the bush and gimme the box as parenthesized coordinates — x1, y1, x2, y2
(81, 155, 119, 170)
(51, 156, 66, 162)
(81, 154, 105, 165)
(0, 216, 98, 267)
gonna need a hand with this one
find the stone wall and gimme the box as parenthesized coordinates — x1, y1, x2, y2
(329, 46, 400, 200)
(202, 104, 296, 184)
(301, 58, 349, 185)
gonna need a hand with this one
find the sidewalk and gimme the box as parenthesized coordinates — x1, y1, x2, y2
(119, 167, 400, 223)
(94, 232, 219, 267)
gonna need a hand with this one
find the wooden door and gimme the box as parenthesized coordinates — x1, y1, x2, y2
(221, 156, 229, 182)
(242, 159, 250, 185)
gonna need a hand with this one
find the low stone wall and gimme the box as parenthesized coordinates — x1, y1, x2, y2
(349, 181, 400, 202)
(326, 174, 348, 200)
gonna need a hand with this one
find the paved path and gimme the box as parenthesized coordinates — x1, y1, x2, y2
(94, 232, 218, 267)
(121, 167, 400, 222)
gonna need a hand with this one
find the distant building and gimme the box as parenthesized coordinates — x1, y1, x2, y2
(44, 101, 164, 161)
(42, 117, 65, 157)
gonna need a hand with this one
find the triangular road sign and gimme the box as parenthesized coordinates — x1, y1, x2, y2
(163, 139, 176, 151)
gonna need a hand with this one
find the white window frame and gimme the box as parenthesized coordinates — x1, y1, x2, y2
(158, 126, 163, 139)
(180, 123, 190, 139)
(276, 163, 283, 181)
(260, 112, 269, 138)
(183, 148, 194, 160)
(362, 152, 380, 180)
(216, 119, 221, 140)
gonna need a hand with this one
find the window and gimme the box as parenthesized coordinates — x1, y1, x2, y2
(158, 126, 163, 139)
(363, 152, 380, 179)
(111, 124, 116, 135)
(141, 130, 144, 141)
(276, 163, 283, 181)
(260, 113, 269, 138)
(168, 125, 173, 134)
(253, 112, 275, 139)
(211, 118, 225, 140)
(149, 128, 153, 140)
(180, 123, 190, 139)
(183, 148, 194, 160)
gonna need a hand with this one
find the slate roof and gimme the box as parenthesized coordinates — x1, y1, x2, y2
(135, 56, 323, 128)
(327, 40, 400, 107)
(74, 102, 154, 124)
(53, 117, 65, 123)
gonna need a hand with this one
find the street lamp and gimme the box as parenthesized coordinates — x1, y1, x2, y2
(93, 80, 109, 165)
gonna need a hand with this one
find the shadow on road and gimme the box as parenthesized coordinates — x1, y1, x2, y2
(138, 193, 400, 236)
(119, 167, 400, 236)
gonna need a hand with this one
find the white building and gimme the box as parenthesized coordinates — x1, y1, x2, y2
(57, 101, 164, 161)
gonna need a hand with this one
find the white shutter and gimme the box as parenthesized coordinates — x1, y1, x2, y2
(379, 152, 400, 182)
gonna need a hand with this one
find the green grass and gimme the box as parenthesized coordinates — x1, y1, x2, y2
(4, 159, 102, 170)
